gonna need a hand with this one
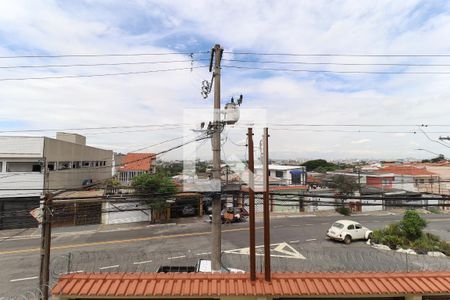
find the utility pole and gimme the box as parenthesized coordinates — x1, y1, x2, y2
(211, 44, 223, 271)
(39, 192, 53, 300)
(247, 128, 256, 281)
(262, 127, 271, 281)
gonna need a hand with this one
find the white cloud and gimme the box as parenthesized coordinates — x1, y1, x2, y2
(0, 1, 449, 160)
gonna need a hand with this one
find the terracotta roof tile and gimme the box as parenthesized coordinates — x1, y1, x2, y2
(52, 271, 450, 297)
(119, 153, 155, 172)
(378, 165, 436, 176)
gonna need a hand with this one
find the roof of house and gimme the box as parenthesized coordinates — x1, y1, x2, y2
(119, 153, 155, 172)
(377, 165, 436, 176)
(52, 271, 450, 298)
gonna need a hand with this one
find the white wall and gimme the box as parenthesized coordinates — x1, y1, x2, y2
(0, 137, 45, 198)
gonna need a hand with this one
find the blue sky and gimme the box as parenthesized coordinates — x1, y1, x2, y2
(1, 0, 450, 160)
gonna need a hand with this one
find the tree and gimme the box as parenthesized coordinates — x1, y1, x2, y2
(329, 175, 359, 212)
(301, 159, 340, 173)
(399, 210, 427, 240)
(430, 154, 445, 163)
(132, 172, 179, 222)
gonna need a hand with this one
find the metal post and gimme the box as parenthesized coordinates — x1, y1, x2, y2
(211, 44, 223, 271)
(247, 128, 256, 281)
(262, 127, 271, 281)
(39, 193, 52, 300)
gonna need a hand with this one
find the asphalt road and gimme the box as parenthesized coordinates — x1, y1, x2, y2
(1, 213, 449, 298)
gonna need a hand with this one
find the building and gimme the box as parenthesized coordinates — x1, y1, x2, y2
(255, 164, 307, 186)
(377, 165, 439, 193)
(117, 153, 156, 185)
(0, 133, 113, 229)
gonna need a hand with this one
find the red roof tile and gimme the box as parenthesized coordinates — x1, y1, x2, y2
(52, 272, 450, 297)
(378, 165, 436, 176)
(119, 153, 155, 172)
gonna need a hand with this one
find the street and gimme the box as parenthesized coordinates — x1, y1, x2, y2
(1, 213, 449, 297)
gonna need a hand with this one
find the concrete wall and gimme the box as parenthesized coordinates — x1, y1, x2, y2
(44, 137, 113, 189)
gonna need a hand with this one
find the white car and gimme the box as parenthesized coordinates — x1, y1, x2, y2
(326, 220, 373, 244)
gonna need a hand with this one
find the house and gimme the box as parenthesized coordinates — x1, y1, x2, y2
(377, 165, 439, 193)
(0, 133, 113, 229)
(254, 164, 307, 186)
(117, 153, 156, 185)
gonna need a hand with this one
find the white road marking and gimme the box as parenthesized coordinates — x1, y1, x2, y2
(133, 260, 152, 265)
(168, 255, 186, 260)
(99, 265, 119, 270)
(306, 238, 317, 242)
(225, 242, 306, 260)
(373, 221, 381, 223)
(196, 252, 211, 256)
(10, 276, 38, 282)
(289, 240, 300, 243)
(320, 222, 328, 225)
(274, 225, 283, 228)
(68, 270, 84, 274)
(291, 224, 302, 227)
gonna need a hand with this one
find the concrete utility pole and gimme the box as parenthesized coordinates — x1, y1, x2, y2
(211, 44, 223, 271)
(39, 192, 53, 300)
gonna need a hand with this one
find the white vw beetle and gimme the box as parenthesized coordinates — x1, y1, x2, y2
(326, 220, 373, 244)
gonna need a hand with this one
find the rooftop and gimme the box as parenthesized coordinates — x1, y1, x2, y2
(119, 153, 155, 172)
(377, 165, 436, 176)
(52, 271, 450, 298)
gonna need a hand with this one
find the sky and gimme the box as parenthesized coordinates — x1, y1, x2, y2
(1, 0, 450, 161)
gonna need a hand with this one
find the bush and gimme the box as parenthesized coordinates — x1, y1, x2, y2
(399, 210, 427, 240)
(337, 207, 351, 216)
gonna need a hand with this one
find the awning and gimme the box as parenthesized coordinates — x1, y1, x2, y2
(290, 169, 306, 175)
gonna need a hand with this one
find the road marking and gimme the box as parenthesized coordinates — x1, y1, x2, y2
(10, 276, 38, 282)
(133, 260, 152, 265)
(0, 226, 264, 256)
(320, 222, 328, 225)
(305, 238, 317, 242)
(289, 240, 300, 243)
(196, 252, 211, 256)
(68, 270, 84, 274)
(225, 242, 306, 260)
(168, 255, 186, 260)
(373, 221, 381, 223)
(99, 265, 119, 270)
(291, 224, 302, 227)
(274, 225, 283, 228)
(306, 224, 313, 226)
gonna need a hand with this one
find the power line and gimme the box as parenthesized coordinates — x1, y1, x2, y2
(0, 66, 207, 82)
(223, 58, 450, 67)
(224, 51, 450, 57)
(223, 65, 450, 75)
(0, 51, 210, 59)
(0, 59, 209, 69)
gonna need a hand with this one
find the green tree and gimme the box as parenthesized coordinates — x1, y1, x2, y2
(301, 159, 339, 172)
(430, 154, 445, 163)
(329, 175, 359, 213)
(399, 210, 427, 240)
(132, 172, 179, 222)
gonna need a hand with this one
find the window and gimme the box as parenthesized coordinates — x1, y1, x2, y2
(6, 162, 41, 172)
(355, 224, 362, 229)
(0, 162, 2, 172)
(332, 222, 344, 229)
(58, 161, 71, 170)
(82, 161, 90, 168)
(47, 162, 55, 171)
(347, 224, 355, 230)
(72, 161, 81, 169)
(275, 170, 283, 178)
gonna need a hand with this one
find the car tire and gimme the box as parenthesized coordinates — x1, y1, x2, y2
(344, 235, 352, 245)
(367, 232, 373, 240)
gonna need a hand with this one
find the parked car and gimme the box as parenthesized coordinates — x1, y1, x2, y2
(326, 220, 373, 244)
(182, 205, 196, 216)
